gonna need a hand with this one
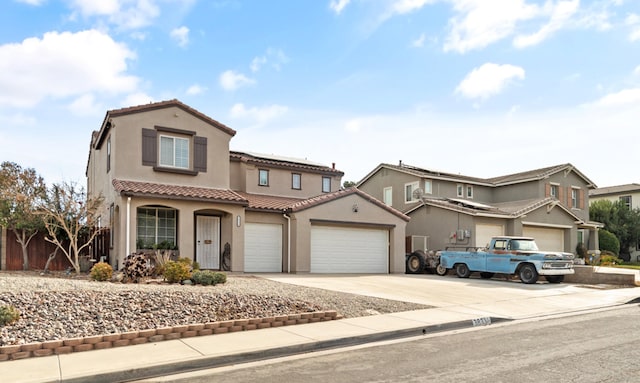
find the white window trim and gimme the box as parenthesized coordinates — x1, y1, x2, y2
(466, 185, 473, 199)
(259, 169, 269, 186)
(456, 184, 463, 198)
(322, 176, 331, 193)
(383, 186, 393, 206)
(292, 173, 301, 190)
(159, 134, 190, 169)
(405, 181, 420, 203)
(550, 182, 560, 199)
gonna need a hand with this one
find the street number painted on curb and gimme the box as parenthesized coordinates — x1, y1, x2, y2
(471, 317, 492, 327)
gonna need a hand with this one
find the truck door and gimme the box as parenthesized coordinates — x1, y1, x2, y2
(485, 239, 516, 273)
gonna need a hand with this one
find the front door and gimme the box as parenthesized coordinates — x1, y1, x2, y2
(196, 216, 220, 269)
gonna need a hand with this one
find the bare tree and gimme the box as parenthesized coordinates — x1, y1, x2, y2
(0, 162, 47, 270)
(38, 181, 104, 273)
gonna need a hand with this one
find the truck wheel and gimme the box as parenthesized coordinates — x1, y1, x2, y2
(455, 263, 471, 278)
(480, 272, 494, 279)
(518, 264, 538, 284)
(545, 275, 564, 284)
(436, 263, 448, 276)
(406, 252, 425, 274)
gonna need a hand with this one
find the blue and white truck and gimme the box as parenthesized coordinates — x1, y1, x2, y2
(406, 236, 575, 284)
(438, 236, 574, 284)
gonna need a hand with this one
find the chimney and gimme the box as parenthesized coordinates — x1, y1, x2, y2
(332, 162, 335, 169)
(399, 160, 403, 167)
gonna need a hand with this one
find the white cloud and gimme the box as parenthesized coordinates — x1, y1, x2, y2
(70, 0, 160, 29)
(0, 30, 138, 108)
(513, 0, 579, 48)
(634, 65, 640, 76)
(411, 33, 426, 47)
(170, 26, 189, 47)
(391, 0, 432, 15)
(68, 93, 102, 116)
(251, 48, 289, 72)
(329, 0, 350, 15)
(219, 70, 255, 91)
(229, 103, 288, 125)
(456, 63, 525, 100)
(122, 92, 155, 107)
(587, 88, 640, 107)
(186, 84, 206, 95)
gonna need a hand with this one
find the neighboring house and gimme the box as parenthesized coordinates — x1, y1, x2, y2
(357, 162, 600, 255)
(589, 183, 640, 261)
(86, 99, 408, 274)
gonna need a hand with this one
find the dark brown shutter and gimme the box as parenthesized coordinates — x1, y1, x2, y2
(194, 135, 207, 172)
(545, 183, 551, 197)
(142, 128, 157, 166)
(579, 189, 585, 209)
(567, 187, 573, 208)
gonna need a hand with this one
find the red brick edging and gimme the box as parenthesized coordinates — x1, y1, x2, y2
(0, 310, 341, 362)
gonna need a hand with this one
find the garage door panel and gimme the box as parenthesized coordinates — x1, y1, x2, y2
(245, 223, 282, 273)
(523, 226, 564, 252)
(475, 224, 504, 248)
(311, 226, 388, 273)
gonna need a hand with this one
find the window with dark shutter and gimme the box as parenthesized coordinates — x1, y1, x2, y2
(194, 136, 207, 172)
(142, 128, 157, 166)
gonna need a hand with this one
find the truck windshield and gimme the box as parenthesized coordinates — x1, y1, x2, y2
(510, 239, 539, 251)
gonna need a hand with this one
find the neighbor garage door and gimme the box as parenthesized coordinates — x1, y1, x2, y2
(475, 224, 504, 248)
(523, 226, 565, 252)
(244, 223, 282, 272)
(310, 226, 388, 273)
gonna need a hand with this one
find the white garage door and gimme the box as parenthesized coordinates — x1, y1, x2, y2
(310, 226, 388, 273)
(475, 224, 504, 248)
(523, 226, 565, 252)
(244, 223, 282, 272)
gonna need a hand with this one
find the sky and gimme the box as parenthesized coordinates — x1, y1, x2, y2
(1, 0, 639, 189)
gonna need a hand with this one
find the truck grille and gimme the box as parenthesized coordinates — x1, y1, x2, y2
(543, 262, 572, 269)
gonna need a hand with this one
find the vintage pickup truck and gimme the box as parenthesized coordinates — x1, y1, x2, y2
(436, 236, 575, 284)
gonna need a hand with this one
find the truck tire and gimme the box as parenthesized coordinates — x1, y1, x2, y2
(406, 252, 425, 274)
(545, 275, 564, 284)
(518, 264, 538, 284)
(455, 263, 471, 278)
(480, 272, 494, 279)
(436, 263, 448, 276)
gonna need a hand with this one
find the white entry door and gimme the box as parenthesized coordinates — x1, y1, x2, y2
(196, 216, 220, 269)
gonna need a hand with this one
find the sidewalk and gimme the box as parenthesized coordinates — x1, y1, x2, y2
(1, 276, 639, 383)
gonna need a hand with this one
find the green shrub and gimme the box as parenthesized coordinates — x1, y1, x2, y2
(192, 270, 216, 285)
(0, 305, 20, 326)
(192, 261, 200, 271)
(212, 272, 227, 285)
(163, 260, 192, 283)
(89, 262, 113, 281)
(599, 252, 623, 266)
(598, 229, 620, 256)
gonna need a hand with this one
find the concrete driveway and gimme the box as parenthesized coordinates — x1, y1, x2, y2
(263, 273, 640, 320)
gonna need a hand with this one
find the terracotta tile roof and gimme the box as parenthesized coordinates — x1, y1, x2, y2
(112, 179, 248, 205)
(230, 151, 344, 176)
(287, 187, 410, 221)
(235, 192, 306, 212)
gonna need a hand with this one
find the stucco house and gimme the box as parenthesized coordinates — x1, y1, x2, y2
(357, 162, 600, 255)
(86, 99, 408, 274)
(589, 183, 640, 261)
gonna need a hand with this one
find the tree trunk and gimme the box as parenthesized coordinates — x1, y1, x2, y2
(43, 247, 60, 273)
(13, 229, 38, 271)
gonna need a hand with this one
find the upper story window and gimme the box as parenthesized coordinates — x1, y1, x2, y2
(106, 136, 111, 173)
(456, 184, 463, 197)
(141, 127, 207, 175)
(550, 184, 559, 199)
(424, 180, 432, 194)
(571, 188, 578, 208)
(160, 135, 189, 169)
(322, 176, 331, 193)
(620, 195, 632, 209)
(466, 185, 473, 199)
(383, 187, 393, 206)
(292, 173, 301, 190)
(405, 181, 420, 203)
(259, 169, 269, 186)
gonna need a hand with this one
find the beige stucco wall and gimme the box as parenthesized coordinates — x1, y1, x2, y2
(288, 194, 407, 274)
(238, 162, 342, 198)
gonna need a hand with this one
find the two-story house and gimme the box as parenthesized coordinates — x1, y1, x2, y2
(357, 162, 600, 255)
(589, 183, 640, 261)
(86, 100, 408, 274)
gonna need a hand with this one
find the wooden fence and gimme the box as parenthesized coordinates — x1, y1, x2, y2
(3, 229, 110, 271)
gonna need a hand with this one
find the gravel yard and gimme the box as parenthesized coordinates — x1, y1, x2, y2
(0, 272, 430, 346)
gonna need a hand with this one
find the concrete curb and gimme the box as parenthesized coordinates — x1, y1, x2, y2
(66, 316, 512, 383)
